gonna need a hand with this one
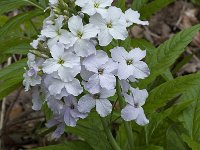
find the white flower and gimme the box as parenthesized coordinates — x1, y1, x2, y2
(121, 88, 149, 126)
(78, 89, 115, 117)
(44, 73, 83, 97)
(41, 15, 74, 48)
(75, 0, 89, 7)
(42, 44, 81, 82)
(123, 8, 149, 27)
(49, 0, 58, 5)
(82, 50, 118, 93)
(79, 0, 113, 18)
(90, 6, 128, 46)
(67, 15, 99, 57)
(111, 47, 150, 80)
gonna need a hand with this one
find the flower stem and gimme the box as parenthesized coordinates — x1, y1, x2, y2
(116, 78, 134, 149)
(100, 118, 121, 150)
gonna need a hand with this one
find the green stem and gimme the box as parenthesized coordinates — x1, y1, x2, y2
(101, 118, 121, 150)
(116, 78, 134, 149)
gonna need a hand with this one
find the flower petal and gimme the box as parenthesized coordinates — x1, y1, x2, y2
(43, 59, 60, 74)
(74, 39, 96, 57)
(135, 108, 149, 126)
(96, 99, 112, 117)
(82, 24, 99, 39)
(129, 48, 146, 62)
(121, 105, 139, 121)
(100, 88, 116, 98)
(130, 88, 148, 106)
(99, 74, 116, 90)
(118, 62, 133, 80)
(132, 61, 150, 79)
(98, 28, 113, 46)
(110, 47, 128, 63)
(78, 95, 96, 113)
(64, 78, 83, 96)
(68, 15, 83, 35)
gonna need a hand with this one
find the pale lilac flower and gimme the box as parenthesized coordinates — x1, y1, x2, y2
(41, 15, 74, 48)
(78, 89, 115, 117)
(23, 53, 43, 91)
(111, 47, 150, 80)
(79, 0, 113, 18)
(63, 95, 87, 126)
(42, 44, 81, 82)
(46, 95, 87, 138)
(121, 88, 149, 126)
(67, 15, 99, 57)
(82, 51, 118, 93)
(46, 116, 65, 139)
(31, 86, 42, 111)
(122, 8, 149, 27)
(90, 6, 128, 46)
(44, 73, 83, 97)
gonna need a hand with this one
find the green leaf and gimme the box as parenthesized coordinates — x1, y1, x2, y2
(0, 37, 31, 54)
(166, 126, 187, 150)
(32, 141, 93, 150)
(140, 0, 175, 19)
(0, 76, 22, 100)
(114, 0, 126, 11)
(145, 73, 200, 113)
(0, 59, 27, 80)
(0, 9, 44, 37)
(131, 0, 148, 11)
(139, 24, 200, 88)
(67, 112, 112, 150)
(181, 134, 200, 150)
(178, 87, 200, 141)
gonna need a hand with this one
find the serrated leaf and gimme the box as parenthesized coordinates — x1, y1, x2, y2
(179, 87, 200, 141)
(145, 73, 200, 113)
(139, 24, 200, 88)
(32, 141, 93, 150)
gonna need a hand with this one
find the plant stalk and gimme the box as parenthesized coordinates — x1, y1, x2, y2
(101, 118, 121, 150)
(116, 78, 134, 149)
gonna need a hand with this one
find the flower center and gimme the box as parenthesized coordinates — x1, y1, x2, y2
(126, 59, 133, 65)
(94, 3, 100, 8)
(93, 93, 100, 99)
(98, 68, 104, 75)
(107, 22, 112, 28)
(134, 103, 139, 108)
(58, 58, 65, 65)
(77, 31, 83, 38)
(70, 104, 75, 109)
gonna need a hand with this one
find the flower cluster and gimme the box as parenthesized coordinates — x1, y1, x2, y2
(24, 0, 150, 139)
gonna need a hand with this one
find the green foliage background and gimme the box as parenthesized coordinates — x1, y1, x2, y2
(0, 0, 200, 150)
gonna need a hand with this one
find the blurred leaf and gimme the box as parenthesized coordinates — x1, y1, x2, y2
(166, 126, 187, 150)
(139, 24, 200, 88)
(114, 0, 126, 11)
(140, 0, 175, 19)
(0, 15, 8, 27)
(32, 141, 93, 150)
(67, 112, 112, 150)
(132, 0, 148, 11)
(181, 134, 200, 150)
(145, 73, 200, 113)
(0, 9, 44, 37)
(0, 59, 27, 80)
